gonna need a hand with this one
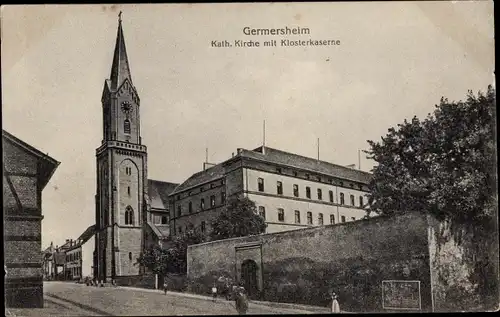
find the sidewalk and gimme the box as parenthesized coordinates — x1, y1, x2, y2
(117, 284, 331, 313)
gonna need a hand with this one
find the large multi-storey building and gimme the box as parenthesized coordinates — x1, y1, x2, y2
(170, 146, 372, 236)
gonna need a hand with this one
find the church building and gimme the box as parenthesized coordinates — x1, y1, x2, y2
(93, 16, 177, 284)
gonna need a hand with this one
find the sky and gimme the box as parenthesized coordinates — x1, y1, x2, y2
(1, 2, 494, 250)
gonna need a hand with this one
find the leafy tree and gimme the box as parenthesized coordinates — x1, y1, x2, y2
(210, 196, 267, 241)
(365, 86, 497, 309)
(137, 229, 206, 275)
(365, 85, 496, 234)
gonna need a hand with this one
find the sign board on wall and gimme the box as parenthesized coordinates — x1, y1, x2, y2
(382, 280, 421, 310)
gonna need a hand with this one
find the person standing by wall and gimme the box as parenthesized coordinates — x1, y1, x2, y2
(212, 282, 218, 302)
(331, 291, 341, 313)
(235, 286, 249, 315)
(163, 278, 168, 295)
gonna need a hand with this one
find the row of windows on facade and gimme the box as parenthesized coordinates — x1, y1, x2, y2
(70, 266, 82, 278)
(175, 221, 206, 235)
(66, 251, 82, 262)
(257, 178, 365, 207)
(175, 180, 226, 201)
(257, 206, 356, 225)
(176, 192, 226, 217)
(274, 166, 365, 190)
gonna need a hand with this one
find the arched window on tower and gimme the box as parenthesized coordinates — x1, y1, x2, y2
(124, 119, 131, 134)
(125, 206, 134, 225)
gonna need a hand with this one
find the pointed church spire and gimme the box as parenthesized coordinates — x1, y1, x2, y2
(110, 12, 133, 90)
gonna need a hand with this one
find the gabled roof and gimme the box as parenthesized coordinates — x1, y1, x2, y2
(170, 163, 225, 195)
(243, 146, 372, 184)
(148, 179, 179, 210)
(77, 225, 95, 244)
(170, 145, 372, 196)
(2, 130, 60, 190)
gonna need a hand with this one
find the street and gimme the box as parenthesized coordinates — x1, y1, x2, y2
(6, 282, 328, 316)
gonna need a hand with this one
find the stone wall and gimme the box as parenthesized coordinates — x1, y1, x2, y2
(187, 212, 432, 312)
(428, 216, 499, 312)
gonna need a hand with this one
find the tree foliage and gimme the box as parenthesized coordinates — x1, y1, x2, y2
(137, 229, 206, 275)
(210, 196, 267, 241)
(365, 86, 496, 235)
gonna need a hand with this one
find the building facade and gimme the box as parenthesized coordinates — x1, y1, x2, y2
(3, 130, 60, 308)
(170, 146, 372, 237)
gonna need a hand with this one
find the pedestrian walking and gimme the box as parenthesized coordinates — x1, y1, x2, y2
(211, 283, 218, 302)
(331, 291, 341, 313)
(235, 287, 249, 315)
(163, 279, 168, 295)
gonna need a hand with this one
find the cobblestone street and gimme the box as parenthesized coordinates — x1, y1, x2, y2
(6, 282, 329, 316)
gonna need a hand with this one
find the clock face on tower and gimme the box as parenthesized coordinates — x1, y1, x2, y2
(121, 101, 132, 114)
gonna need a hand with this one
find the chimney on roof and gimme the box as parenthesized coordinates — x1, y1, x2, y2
(345, 164, 356, 169)
(65, 239, 70, 244)
(232, 152, 234, 158)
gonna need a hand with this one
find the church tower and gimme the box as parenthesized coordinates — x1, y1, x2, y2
(94, 14, 148, 283)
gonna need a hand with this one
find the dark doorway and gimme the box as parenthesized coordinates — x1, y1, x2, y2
(241, 259, 259, 299)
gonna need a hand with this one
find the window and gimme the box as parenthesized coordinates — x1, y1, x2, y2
(277, 208, 285, 222)
(330, 214, 335, 224)
(129, 252, 132, 261)
(277, 181, 283, 195)
(154, 214, 162, 224)
(221, 192, 226, 204)
(305, 174, 310, 179)
(200, 198, 205, 210)
(124, 119, 131, 134)
(358, 184, 363, 190)
(258, 178, 264, 192)
(350, 194, 355, 206)
(317, 188, 322, 200)
(350, 183, 354, 188)
(201, 221, 206, 233)
(294, 210, 301, 224)
(161, 216, 168, 224)
(293, 171, 298, 177)
(317, 176, 321, 182)
(177, 205, 181, 217)
(340, 193, 345, 205)
(359, 196, 364, 207)
(318, 213, 324, 225)
(351, 217, 356, 221)
(306, 187, 311, 199)
(329, 190, 334, 203)
(339, 181, 344, 187)
(210, 195, 216, 208)
(258, 206, 266, 219)
(210, 183, 215, 189)
(276, 167, 282, 174)
(307, 212, 313, 225)
(188, 202, 193, 213)
(293, 184, 299, 197)
(125, 206, 134, 225)
(341, 216, 346, 223)
(178, 226, 182, 234)
(127, 186, 130, 196)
